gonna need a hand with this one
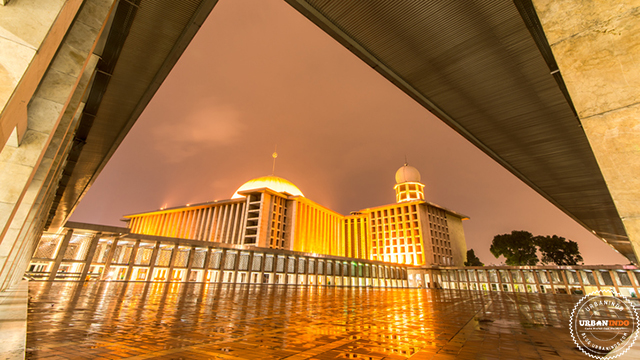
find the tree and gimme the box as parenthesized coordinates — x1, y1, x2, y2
(535, 235, 583, 265)
(464, 249, 484, 266)
(490, 230, 539, 266)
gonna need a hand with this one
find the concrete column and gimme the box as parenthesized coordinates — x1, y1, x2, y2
(0, 0, 78, 146)
(0, 0, 115, 291)
(100, 237, 120, 280)
(47, 229, 73, 280)
(166, 243, 179, 282)
(549, 270, 559, 294)
(246, 250, 255, 283)
(559, 269, 570, 294)
(215, 249, 225, 284)
(202, 247, 212, 281)
(185, 245, 196, 281)
(232, 250, 241, 283)
(146, 241, 160, 281)
(124, 239, 141, 281)
(626, 270, 640, 297)
(78, 232, 101, 282)
(609, 270, 621, 294)
(533, 1, 640, 262)
(575, 270, 586, 294)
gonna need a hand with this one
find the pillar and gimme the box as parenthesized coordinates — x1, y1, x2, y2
(47, 229, 73, 281)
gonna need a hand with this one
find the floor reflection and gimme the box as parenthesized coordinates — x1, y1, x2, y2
(27, 282, 587, 359)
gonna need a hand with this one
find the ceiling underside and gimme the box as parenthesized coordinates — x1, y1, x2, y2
(47, 0, 219, 229)
(285, 0, 633, 262)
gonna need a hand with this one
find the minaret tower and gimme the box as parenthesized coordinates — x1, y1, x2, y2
(394, 163, 425, 203)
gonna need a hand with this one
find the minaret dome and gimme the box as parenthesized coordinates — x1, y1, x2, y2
(394, 164, 425, 203)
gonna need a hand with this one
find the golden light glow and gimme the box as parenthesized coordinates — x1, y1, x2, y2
(125, 167, 465, 268)
(231, 175, 304, 199)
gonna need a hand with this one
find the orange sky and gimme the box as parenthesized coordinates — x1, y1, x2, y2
(70, 0, 627, 265)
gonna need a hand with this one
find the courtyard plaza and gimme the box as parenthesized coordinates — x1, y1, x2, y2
(24, 281, 636, 360)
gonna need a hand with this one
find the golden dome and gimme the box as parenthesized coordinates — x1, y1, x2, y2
(231, 175, 304, 199)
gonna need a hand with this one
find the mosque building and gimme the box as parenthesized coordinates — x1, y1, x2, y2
(125, 163, 469, 267)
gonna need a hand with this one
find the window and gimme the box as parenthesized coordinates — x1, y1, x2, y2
(599, 271, 614, 286)
(616, 271, 632, 286)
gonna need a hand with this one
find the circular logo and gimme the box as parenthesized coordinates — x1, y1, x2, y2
(570, 290, 638, 359)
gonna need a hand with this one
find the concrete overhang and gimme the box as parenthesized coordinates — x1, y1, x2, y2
(284, 0, 634, 262)
(46, 0, 219, 230)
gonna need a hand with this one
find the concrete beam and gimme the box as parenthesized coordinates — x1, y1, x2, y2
(533, 0, 640, 261)
(0, 0, 78, 148)
(0, 0, 115, 291)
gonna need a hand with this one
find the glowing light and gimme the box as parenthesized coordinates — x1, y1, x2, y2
(232, 175, 304, 198)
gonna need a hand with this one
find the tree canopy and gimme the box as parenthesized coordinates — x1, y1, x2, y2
(489, 230, 539, 266)
(488, 230, 584, 266)
(464, 249, 484, 266)
(535, 235, 583, 265)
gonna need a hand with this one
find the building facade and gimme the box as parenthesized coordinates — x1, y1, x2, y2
(27, 222, 411, 288)
(25, 222, 640, 301)
(408, 265, 640, 300)
(125, 165, 469, 267)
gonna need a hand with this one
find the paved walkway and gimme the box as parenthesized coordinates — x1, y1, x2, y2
(24, 282, 633, 359)
(0, 280, 28, 360)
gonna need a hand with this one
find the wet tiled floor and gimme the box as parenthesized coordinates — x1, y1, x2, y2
(26, 282, 596, 359)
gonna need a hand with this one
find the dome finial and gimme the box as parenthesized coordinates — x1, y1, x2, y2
(404, 155, 408, 166)
(271, 145, 278, 175)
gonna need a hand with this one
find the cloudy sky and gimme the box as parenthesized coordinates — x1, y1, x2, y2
(70, 0, 627, 265)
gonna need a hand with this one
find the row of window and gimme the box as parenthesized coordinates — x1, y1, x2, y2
(434, 254, 452, 265)
(433, 246, 451, 255)
(372, 222, 421, 234)
(269, 196, 288, 249)
(441, 269, 640, 287)
(373, 205, 418, 218)
(376, 216, 417, 225)
(372, 245, 422, 255)
(374, 253, 423, 265)
(430, 230, 450, 240)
